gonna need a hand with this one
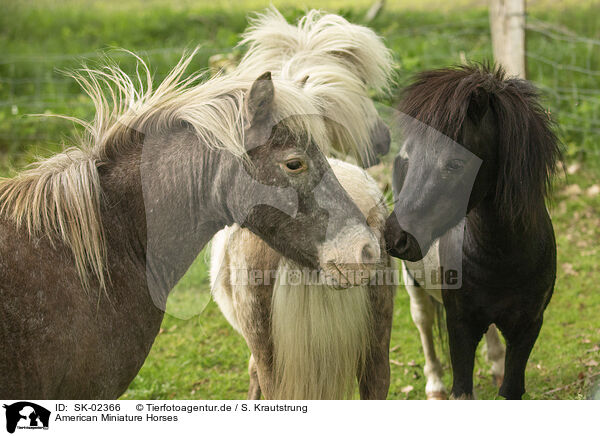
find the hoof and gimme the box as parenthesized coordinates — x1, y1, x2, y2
(427, 391, 448, 400)
(493, 374, 504, 388)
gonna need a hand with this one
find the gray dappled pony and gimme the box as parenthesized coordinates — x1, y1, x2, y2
(0, 52, 381, 399)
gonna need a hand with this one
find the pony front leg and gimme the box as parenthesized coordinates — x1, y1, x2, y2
(240, 323, 275, 400)
(358, 280, 394, 400)
(404, 265, 446, 399)
(443, 294, 488, 400)
(484, 324, 505, 387)
(234, 280, 276, 400)
(247, 355, 262, 400)
(497, 317, 543, 400)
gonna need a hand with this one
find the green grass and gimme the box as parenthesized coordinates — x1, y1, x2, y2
(1, 0, 599, 399)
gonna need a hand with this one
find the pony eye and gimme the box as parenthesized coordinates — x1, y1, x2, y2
(283, 159, 307, 173)
(445, 159, 465, 171)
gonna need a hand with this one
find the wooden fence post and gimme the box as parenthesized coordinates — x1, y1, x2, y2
(489, 0, 527, 78)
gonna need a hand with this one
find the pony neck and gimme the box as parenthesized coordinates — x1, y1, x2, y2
(99, 124, 237, 308)
(465, 195, 548, 258)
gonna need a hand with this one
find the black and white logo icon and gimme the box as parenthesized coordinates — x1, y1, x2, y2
(3, 402, 50, 434)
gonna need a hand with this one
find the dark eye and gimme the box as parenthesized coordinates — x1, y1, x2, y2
(283, 159, 307, 173)
(445, 159, 465, 171)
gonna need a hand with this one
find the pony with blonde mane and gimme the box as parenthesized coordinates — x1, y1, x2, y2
(209, 10, 396, 399)
(0, 50, 382, 399)
(211, 158, 395, 399)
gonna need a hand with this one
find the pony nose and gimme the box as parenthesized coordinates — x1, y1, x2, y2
(384, 215, 425, 262)
(373, 120, 391, 156)
(391, 230, 409, 253)
(359, 241, 378, 264)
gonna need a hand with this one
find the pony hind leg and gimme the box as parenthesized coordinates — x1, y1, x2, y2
(484, 324, 505, 387)
(404, 264, 447, 399)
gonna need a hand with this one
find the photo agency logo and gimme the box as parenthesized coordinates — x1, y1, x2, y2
(226, 266, 401, 288)
(3, 402, 50, 434)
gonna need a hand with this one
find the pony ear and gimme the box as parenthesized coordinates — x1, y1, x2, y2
(467, 87, 489, 124)
(246, 71, 274, 125)
(329, 50, 368, 84)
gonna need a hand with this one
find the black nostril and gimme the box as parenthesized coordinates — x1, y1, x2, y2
(361, 244, 376, 263)
(394, 231, 408, 251)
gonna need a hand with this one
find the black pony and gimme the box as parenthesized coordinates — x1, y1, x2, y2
(385, 64, 562, 399)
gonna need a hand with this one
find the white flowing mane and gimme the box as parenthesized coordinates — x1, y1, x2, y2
(0, 49, 329, 291)
(73, 49, 329, 159)
(236, 7, 394, 162)
(239, 8, 392, 91)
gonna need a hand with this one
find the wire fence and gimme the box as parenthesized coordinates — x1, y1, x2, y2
(524, 17, 600, 155)
(0, 15, 598, 159)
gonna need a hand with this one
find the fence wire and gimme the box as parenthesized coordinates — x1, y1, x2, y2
(0, 16, 598, 158)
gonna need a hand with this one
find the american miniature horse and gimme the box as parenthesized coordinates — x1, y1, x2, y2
(0, 52, 381, 399)
(385, 64, 561, 399)
(211, 158, 395, 399)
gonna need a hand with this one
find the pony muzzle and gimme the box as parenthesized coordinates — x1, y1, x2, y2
(384, 213, 426, 262)
(319, 226, 381, 288)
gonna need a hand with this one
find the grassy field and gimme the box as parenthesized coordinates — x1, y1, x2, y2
(1, 0, 599, 399)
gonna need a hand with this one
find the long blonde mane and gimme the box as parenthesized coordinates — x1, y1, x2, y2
(0, 49, 329, 291)
(236, 7, 394, 162)
(239, 8, 392, 91)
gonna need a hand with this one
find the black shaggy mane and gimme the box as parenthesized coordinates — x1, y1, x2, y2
(399, 63, 563, 229)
